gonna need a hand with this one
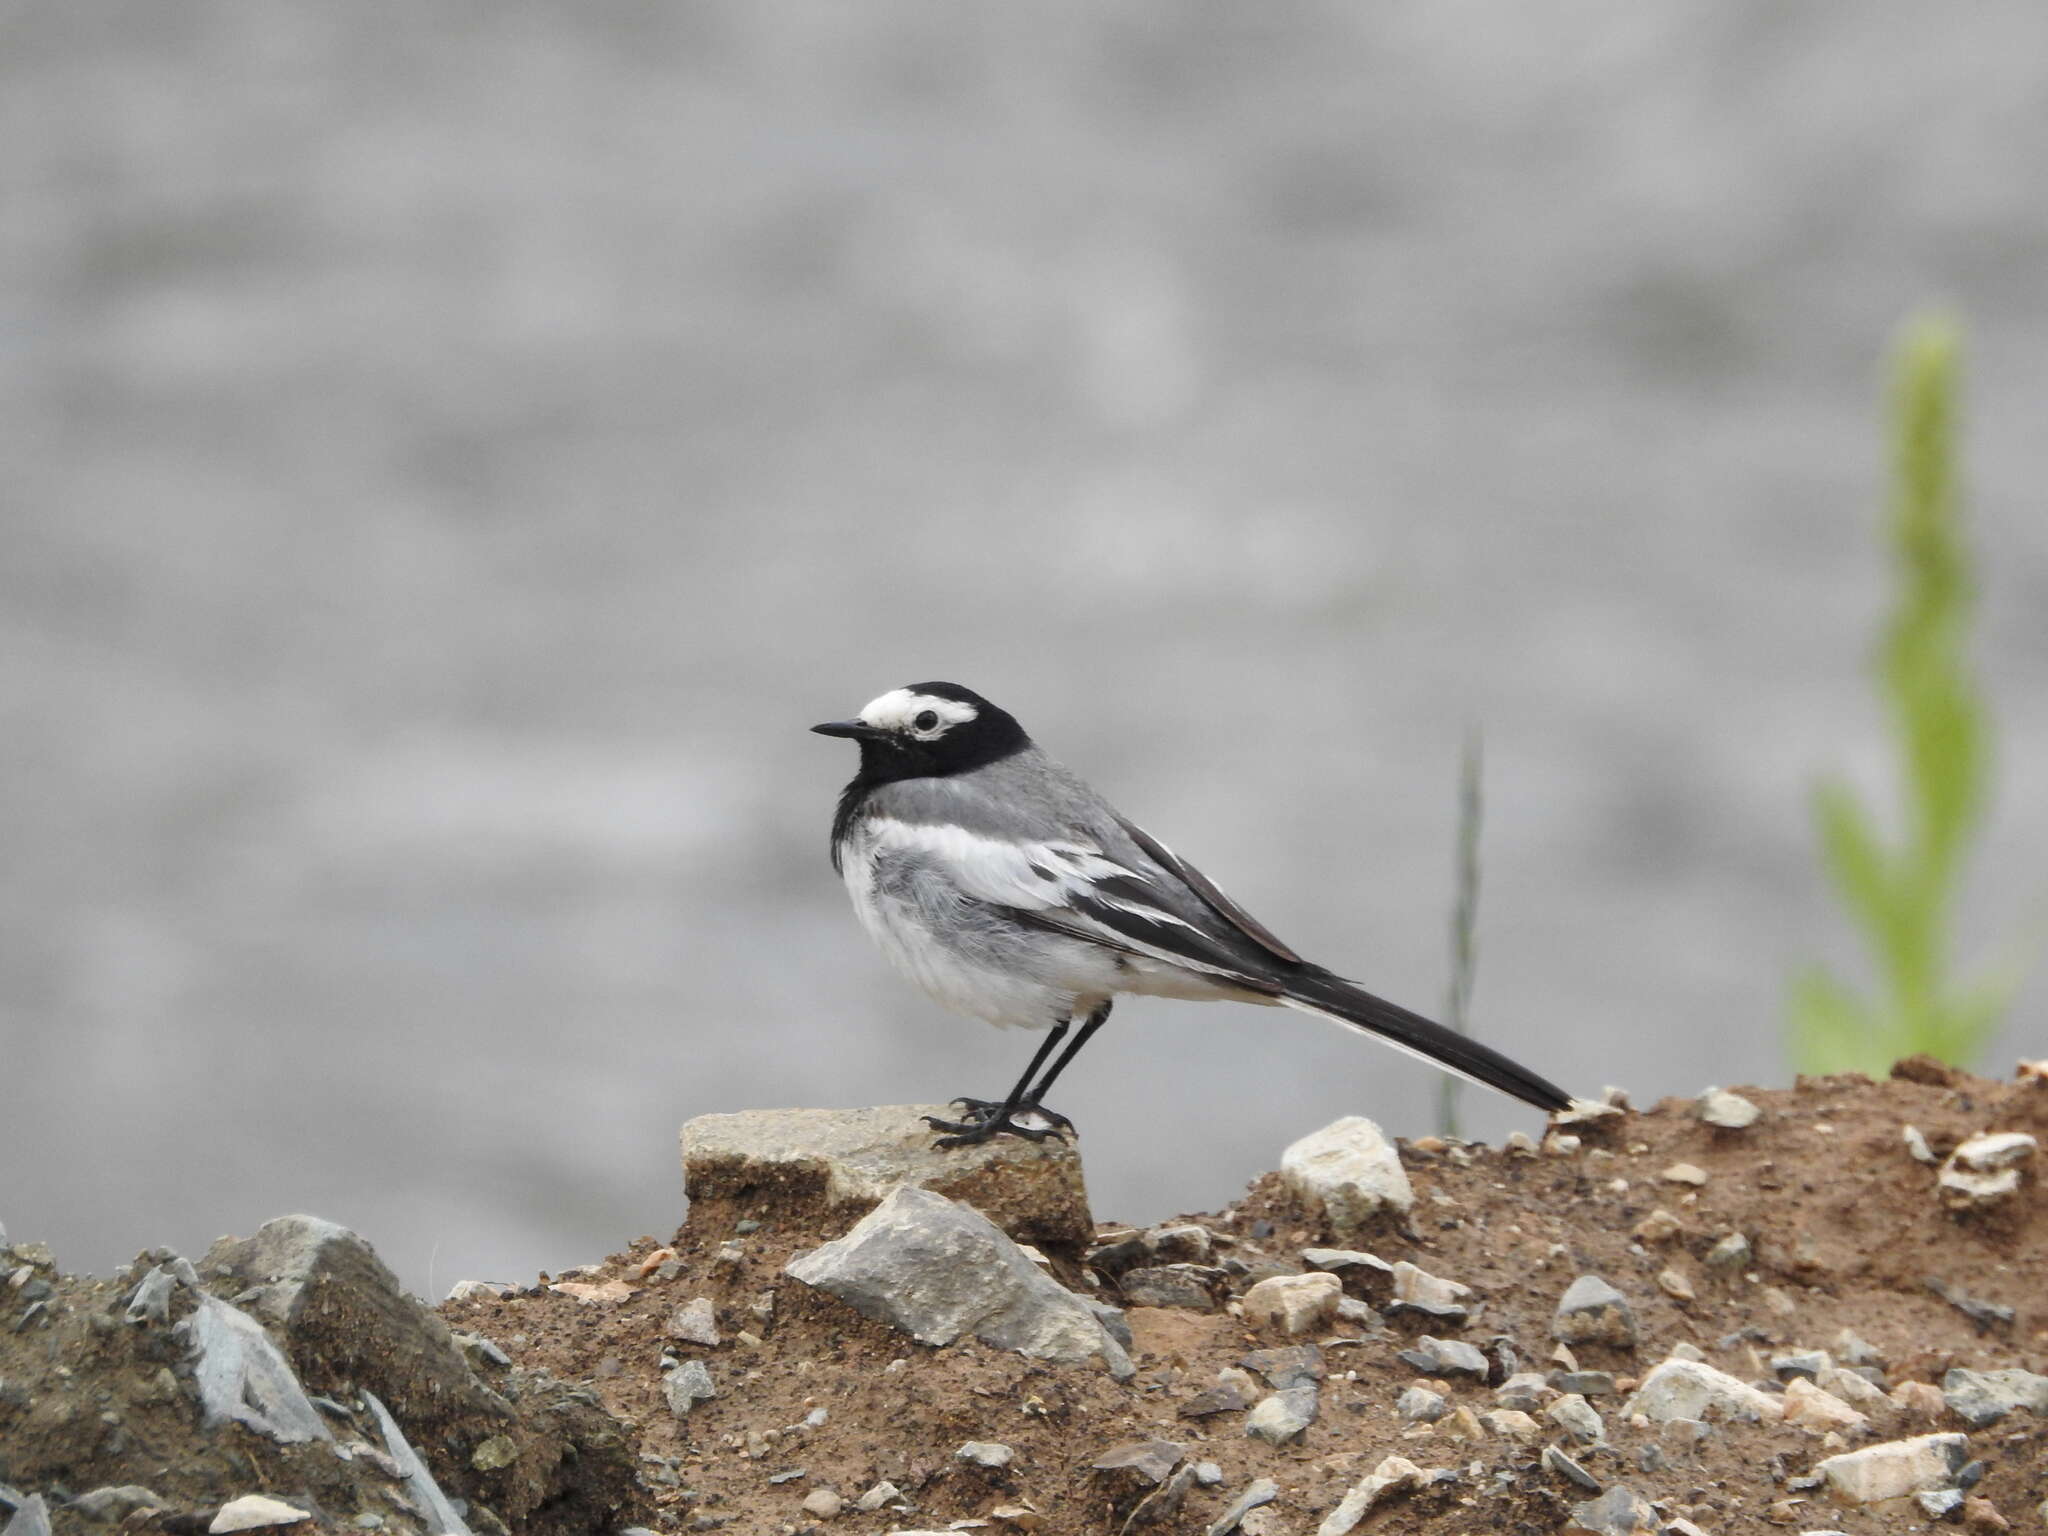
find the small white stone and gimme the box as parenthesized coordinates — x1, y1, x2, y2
(802, 1487, 844, 1519)
(209, 1497, 312, 1533)
(1242, 1272, 1342, 1336)
(1814, 1433, 1968, 1503)
(1315, 1455, 1424, 1536)
(1621, 1358, 1784, 1424)
(1951, 1131, 2037, 1170)
(1280, 1117, 1415, 1229)
(1698, 1087, 1761, 1129)
(854, 1479, 902, 1511)
(1660, 1162, 1708, 1186)
(1902, 1125, 1936, 1163)
(956, 1440, 1015, 1468)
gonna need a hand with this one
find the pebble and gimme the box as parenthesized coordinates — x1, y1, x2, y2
(1242, 1344, 1324, 1390)
(1179, 1380, 1251, 1418)
(1120, 1265, 1221, 1311)
(1621, 1358, 1783, 1423)
(1543, 1445, 1601, 1492)
(1406, 1335, 1488, 1379)
(470, 1434, 519, 1471)
(1660, 1163, 1708, 1186)
(1771, 1350, 1829, 1381)
(1494, 1371, 1551, 1412)
(1940, 1366, 2048, 1427)
(1814, 1433, 1968, 1503)
(1925, 1276, 2014, 1330)
(1554, 1275, 1638, 1349)
(1205, 1478, 1278, 1536)
(208, 1496, 312, 1532)
(956, 1441, 1015, 1468)
(662, 1359, 716, 1416)
(1386, 1260, 1472, 1324)
(1279, 1116, 1415, 1229)
(1552, 1370, 1616, 1396)
(1242, 1273, 1341, 1336)
(1655, 1268, 1695, 1302)
(444, 1279, 515, 1302)
(1546, 1393, 1605, 1443)
(1704, 1232, 1751, 1269)
(1903, 1125, 1937, 1163)
(801, 1488, 843, 1519)
(1396, 1386, 1447, 1424)
(669, 1297, 721, 1346)
(1815, 1366, 1890, 1414)
(1566, 1484, 1655, 1536)
(1244, 1385, 1319, 1444)
(65, 1488, 167, 1523)
(1891, 1380, 1948, 1418)
(853, 1479, 902, 1512)
(1483, 1408, 1539, 1437)
(1315, 1455, 1423, 1536)
(1632, 1209, 1683, 1244)
(1698, 1087, 1761, 1128)
(1148, 1223, 1215, 1263)
(1193, 1461, 1223, 1486)
(1938, 1133, 2036, 1206)
(1781, 1377, 1867, 1432)
(1918, 1489, 1966, 1519)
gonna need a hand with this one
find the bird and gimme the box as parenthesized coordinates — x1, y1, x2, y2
(813, 681, 1573, 1147)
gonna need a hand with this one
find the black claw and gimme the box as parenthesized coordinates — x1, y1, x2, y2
(922, 1103, 1071, 1148)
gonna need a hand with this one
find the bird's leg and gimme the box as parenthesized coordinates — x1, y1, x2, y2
(923, 1001, 1115, 1147)
(1017, 1000, 1111, 1132)
(923, 1019, 1069, 1147)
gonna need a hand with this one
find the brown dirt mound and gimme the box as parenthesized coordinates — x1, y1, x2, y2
(438, 1064, 2048, 1535)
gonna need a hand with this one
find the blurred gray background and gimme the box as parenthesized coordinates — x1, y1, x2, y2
(6, 2, 2047, 1295)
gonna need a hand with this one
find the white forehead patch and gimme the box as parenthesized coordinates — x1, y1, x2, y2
(858, 688, 980, 736)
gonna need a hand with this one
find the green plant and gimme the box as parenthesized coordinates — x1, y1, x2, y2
(1789, 314, 2019, 1074)
(1437, 729, 1482, 1137)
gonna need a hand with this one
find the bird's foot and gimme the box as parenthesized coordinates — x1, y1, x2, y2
(924, 1098, 1072, 1148)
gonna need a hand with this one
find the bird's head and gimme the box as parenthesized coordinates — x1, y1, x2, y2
(812, 681, 1029, 781)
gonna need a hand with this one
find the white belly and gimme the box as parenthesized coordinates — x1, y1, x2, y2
(840, 835, 1248, 1030)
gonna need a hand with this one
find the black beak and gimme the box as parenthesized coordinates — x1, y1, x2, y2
(811, 719, 878, 740)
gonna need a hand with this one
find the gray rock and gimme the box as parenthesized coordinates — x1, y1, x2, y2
(853, 1479, 902, 1512)
(1566, 1484, 1655, 1536)
(1814, 1433, 1969, 1503)
(1546, 1393, 1605, 1443)
(662, 1358, 716, 1416)
(1495, 1371, 1551, 1411)
(2, 1495, 51, 1536)
(1090, 1438, 1183, 1484)
(682, 1103, 1093, 1247)
(1620, 1358, 1783, 1424)
(668, 1296, 720, 1345)
(1552, 1370, 1616, 1397)
(1279, 1116, 1414, 1230)
(784, 1185, 1132, 1378)
(1147, 1224, 1215, 1263)
(1696, 1087, 1761, 1129)
(1395, 1386, 1447, 1423)
(63, 1487, 167, 1524)
(1771, 1350, 1829, 1381)
(1703, 1232, 1751, 1270)
(1245, 1384, 1319, 1444)
(1242, 1343, 1324, 1390)
(1925, 1276, 2014, 1329)
(1543, 1446, 1601, 1492)
(1554, 1275, 1637, 1348)
(1178, 1379, 1250, 1417)
(124, 1266, 174, 1326)
(361, 1389, 473, 1536)
(955, 1440, 1014, 1468)
(178, 1294, 332, 1444)
(1833, 1329, 1885, 1368)
(1193, 1461, 1223, 1486)
(1940, 1366, 2048, 1427)
(1205, 1478, 1278, 1536)
(451, 1330, 511, 1370)
(1119, 1264, 1219, 1311)
(1917, 1489, 1966, 1519)
(1078, 1293, 1133, 1350)
(1410, 1334, 1488, 1378)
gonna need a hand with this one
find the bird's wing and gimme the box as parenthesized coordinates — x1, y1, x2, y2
(859, 793, 1300, 996)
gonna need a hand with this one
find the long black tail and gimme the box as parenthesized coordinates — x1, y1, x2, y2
(1278, 968, 1573, 1114)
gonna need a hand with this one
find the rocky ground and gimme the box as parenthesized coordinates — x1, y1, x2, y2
(4, 1060, 2046, 1536)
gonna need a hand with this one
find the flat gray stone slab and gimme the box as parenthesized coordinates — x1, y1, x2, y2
(683, 1103, 1093, 1247)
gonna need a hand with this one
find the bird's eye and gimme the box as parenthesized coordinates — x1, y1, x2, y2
(913, 709, 939, 732)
